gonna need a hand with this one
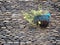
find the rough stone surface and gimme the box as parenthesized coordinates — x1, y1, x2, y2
(0, 0, 60, 45)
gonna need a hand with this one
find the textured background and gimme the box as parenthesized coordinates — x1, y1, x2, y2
(0, 0, 60, 45)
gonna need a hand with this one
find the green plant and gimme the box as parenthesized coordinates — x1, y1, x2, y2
(21, 10, 49, 26)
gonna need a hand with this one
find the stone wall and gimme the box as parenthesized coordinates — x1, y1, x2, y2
(0, 0, 60, 45)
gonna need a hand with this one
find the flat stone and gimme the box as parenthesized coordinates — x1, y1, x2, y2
(14, 36, 19, 39)
(3, 20, 10, 23)
(6, 35, 10, 37)
(52, 41, 56, 43)
(52, 0, 58, 2)
(52, 33, 59, 37)
(1, 6, 6, 12)
(56, 36, 60, 40)
(19, 36, 25, 39)
(11, 14, 21, 19)
(7, 26, 13, 29)
(0, 19, 4, 21)
(0, 38, 6, 42)
(4, 12, 11, 16)
(13, 43, 19, 45)
(26, 41, 32, 45)
(20, 25, 25, 29)
(56, 40, 60, 45)
(56, 16, 60, 18)
(6, 31, 11, 34)
(17, 19, 23, 22)
(4, 43, 10, 45)
(20, 42, 25, 45)
(1, 27, 6, 29)
(52, 30, 58, 33)
(50, 36, 56, 40)
(12, 19, 17, 21)
(5, 18, 11, 20)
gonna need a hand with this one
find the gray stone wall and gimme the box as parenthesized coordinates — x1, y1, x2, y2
(0, 0, 60, 45)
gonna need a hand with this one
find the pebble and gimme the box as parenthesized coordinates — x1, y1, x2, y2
(52, 33, 59, 37)
(7, 26, 13, 29)
(12, 19, 17, 21)
(52, 0, 58, 2)
(5, 18, 11, 20)
(3, 41, 10, 45)
(14, 36, 19, 39)
(1, 6, 6, 12)
(52, 30, 58, 33)
(4, 12, 11, 15)
(20, 25, 26, 29)
(3, 20, 10, 23)
(20, 42, 25, 45)
(11, 14, 21, 19)
(0, 39, 6, 43)
(56, 40, 60, 44)
(1, 27, 6, 29)
(26, 41, 32, 45)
